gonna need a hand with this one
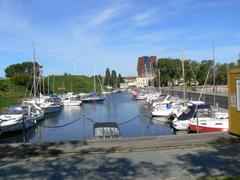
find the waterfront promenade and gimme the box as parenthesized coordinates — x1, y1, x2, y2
(0, 132, 239, 179)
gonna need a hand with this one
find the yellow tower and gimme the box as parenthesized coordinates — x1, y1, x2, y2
(228, 68, 240, 136)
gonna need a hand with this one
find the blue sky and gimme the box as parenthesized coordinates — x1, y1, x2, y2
(0, 0, 240, 77)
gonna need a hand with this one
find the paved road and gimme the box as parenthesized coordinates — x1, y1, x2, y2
(0, 133, 239, 179)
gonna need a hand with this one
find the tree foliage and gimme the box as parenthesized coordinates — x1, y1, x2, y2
(156, 58, 239, 86)
(116, 73, 123, 88)
(5, 61, 42, 78)
(111, 70, 117, 88)
(104, 68, 111, 86)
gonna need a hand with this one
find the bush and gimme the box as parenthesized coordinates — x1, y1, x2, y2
(11, 74, 32, 87)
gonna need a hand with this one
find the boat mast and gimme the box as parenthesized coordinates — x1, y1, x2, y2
(213, 42, 216, 107)
(181, 46, 186, 101)
(32, 42, 37, 98)
(48, 75, 50, 94)
(94, 74, 96, 92)
(158, 66, 161, 94)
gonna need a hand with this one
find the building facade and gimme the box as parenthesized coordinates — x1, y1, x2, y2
(136, 77, 153, 88)
(228, 68, 240, 136)
(137, 56, 157, 77)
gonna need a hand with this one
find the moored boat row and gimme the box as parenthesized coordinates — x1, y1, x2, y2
(130, 88, 229, 133)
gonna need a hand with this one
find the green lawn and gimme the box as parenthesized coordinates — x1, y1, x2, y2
(0, 79, 28, 108)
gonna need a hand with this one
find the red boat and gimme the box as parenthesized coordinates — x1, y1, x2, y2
(188, 109, 229, 133)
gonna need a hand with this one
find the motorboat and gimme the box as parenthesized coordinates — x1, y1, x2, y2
(188, 107, 229, 133)
(151, 100, 184, 117)
(82, 92, 105, 103)
(40, 95, 62, 113)
(22, 102, 45, 122)
(0, 105, 37, 133)
(171, 101, 206, 131)
(62, 92, 82, 106)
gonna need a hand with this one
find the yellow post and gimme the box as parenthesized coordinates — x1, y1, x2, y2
(228, 68, 240, 136)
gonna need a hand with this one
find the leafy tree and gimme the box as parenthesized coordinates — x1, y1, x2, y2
(104, 68, 111, 86)
(11, 73, 31, 87)
(237, 59, 240, 68)
(116, 73, 123, 88)
(215, 63, 228, 85)
(111, 70, 117, 88)
(157, 58, 182, 86)
(0, 81, 8, 92)
(196, 60, 213, 85)
(5, 61, 42, 78)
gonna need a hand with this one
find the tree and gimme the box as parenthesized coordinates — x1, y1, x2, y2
(11, 73, 31, 86)
(196, 60, 213, 85)
(111, 70, 117, 88)
(0, 80, 7, 92)
(104, 68, 111, 86)
(5, 61, 42, 78)
(157, 58, 182, 86)
(116, 73, 123, 88)
(215, 63, 228, 85)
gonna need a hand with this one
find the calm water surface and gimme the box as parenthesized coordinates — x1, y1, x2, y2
(0, 92, 174, 143)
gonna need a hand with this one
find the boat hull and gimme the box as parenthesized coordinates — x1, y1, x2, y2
(0, 120, 36, 133)
(82, 97, 105, 103)
(188, 124, 228, 133)
(43, 106, 61, 114)
(63, 101, 82, 106)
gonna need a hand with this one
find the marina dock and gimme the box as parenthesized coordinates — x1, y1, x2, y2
(0, 132, 239, 179)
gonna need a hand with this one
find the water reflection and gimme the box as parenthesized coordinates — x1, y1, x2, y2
(0, 92, 175, 143)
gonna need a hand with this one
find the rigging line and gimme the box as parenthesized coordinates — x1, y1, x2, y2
(85, 114, 141, 126)
(85, 116, 97, 123)
(39, 117, 82, 128)
(188, 61, 198, 84)
(27, 116, 82, 128)
(118, 114, 140, 126)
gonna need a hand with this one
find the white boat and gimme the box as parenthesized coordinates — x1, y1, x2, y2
(22, 102, 45, 122)
(0, 105, 37, 133)
(172, 101, 206, 131)
(151, 100, 184, 117)
(82, 74, 105, 103)
(40, 95, 62, 113)
(82, 92, 105, 103)
(62, 92, 82, 106)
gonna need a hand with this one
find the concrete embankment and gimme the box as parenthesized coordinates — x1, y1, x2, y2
(0, 133, 240, 179)
(0, 132, 238, 157)
(161, 87, 228, 109)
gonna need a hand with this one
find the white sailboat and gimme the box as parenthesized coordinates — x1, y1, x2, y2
(82, 74, 105, 103)
(188, 43, 229, 133)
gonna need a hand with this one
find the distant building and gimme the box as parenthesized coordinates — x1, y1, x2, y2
(136, 77, 153, 88)
(137, 56, 157, 77)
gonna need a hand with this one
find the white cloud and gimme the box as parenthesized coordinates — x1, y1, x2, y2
(132, 8, 159, 26)
(88, 3, 127, 27)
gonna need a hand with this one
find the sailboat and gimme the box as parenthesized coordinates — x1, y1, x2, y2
(82, 74, 105, 103)
(188, 43, 229, 133)
(22, 43, 61, 114)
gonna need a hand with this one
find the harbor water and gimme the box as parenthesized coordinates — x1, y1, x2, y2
(0, 92, 174, 143)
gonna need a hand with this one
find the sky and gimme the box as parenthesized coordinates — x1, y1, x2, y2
(0, 0, 240, 77)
